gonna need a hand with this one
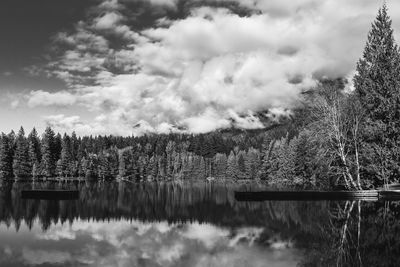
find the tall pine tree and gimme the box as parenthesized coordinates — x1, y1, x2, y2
(59, 134, 73, 177)
(354, 4, 400, 186)
(226, 151, 238, 180)
(28, 128, 41, 168)
(0, 133, 13, 180)
(13, 127, 31, 179)
(40, 127, 56, 177)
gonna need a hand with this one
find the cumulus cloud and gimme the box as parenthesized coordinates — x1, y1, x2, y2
(26, 0, 400, 135)
(28, 90, 77, 107)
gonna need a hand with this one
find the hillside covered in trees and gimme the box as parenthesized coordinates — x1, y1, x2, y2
(1, 5, 400, 190)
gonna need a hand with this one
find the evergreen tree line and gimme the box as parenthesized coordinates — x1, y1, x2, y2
(0, 125, 290, 182)
(0, 121, 326, 187)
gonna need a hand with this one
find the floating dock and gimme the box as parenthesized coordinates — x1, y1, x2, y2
(234, 190, 381, 201)
(21, 190, 79, 200)
(378, 190, 400, 200)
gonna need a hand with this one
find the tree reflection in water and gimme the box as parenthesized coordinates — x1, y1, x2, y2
(0, 181, 399, 266)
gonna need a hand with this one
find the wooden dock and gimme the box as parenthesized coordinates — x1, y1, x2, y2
(21, 190, 79, 200)
(235, 190, 380, 201)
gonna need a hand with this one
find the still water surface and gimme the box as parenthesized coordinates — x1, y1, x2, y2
(0, 181, 399, 267)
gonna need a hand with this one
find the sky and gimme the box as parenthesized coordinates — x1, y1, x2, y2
(0, 0, 399, 136)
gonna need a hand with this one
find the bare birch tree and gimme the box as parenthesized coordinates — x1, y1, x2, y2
(309, 83, 363, 190)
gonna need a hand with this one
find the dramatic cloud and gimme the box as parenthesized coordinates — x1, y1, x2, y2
(24, 0, 400, 135)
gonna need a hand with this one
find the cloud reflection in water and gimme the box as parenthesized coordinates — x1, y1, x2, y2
(0, 219, 300, 267)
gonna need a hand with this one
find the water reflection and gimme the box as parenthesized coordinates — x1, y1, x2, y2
(0, 219, 301, 267)
(0, 181, 399, 267)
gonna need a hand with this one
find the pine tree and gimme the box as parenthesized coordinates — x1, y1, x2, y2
(264, 137, 290, 184)
(213, 153, 227, 179)
(55, 159, 63, 177)
(190, 155, 205, 179)
(165, 141, 175, 178)
(137, 155, 148, 180)
(83, 154, 98, 181)
(8, 130, 16, 149)
(78, 157, 86, 178)
(197, 156, 206, 179)
(157, 156, 167, 178)
(258, 139, 276, 180)
(59, 134, 72, 177)
(7, 130, 16, 177)
(118, 147, 135, 179)
(0, 133, 13, 180)
(98, 152, 112, 180)
(40, 127, 56, 177)
(13, 127, 31, 180)
(245, 148, 260, 180)
(226, 151, 238, 180)
(28, 128, 41, 172)
(54, 133, 62, 162)
(237, 151, 247, 180)
(118, 150, 127, 178)
(32, 162, 39, 178)
(147, 155, 158, 180)
(179, 152, 189, 179)
(70, 131, 79, 174)
(108, 147, 119, 178)
(354, 4, 400, 186)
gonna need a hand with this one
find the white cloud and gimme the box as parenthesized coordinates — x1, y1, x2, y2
(28, 90, 77, 107)
(147, 0, 178, 8)
(98, 0, 122, 11)
(25, 0, 400, 135)
(43, 114, 112, 136)
(94, 12, 123, 30)
(182, 108, 231, 133)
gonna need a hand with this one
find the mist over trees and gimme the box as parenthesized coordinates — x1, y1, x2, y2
(0, 5, 399, 189)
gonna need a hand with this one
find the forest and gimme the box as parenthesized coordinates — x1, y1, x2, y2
(1, 5, 400, 190)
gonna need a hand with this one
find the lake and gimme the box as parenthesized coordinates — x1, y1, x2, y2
(0, 181, 399, 267)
